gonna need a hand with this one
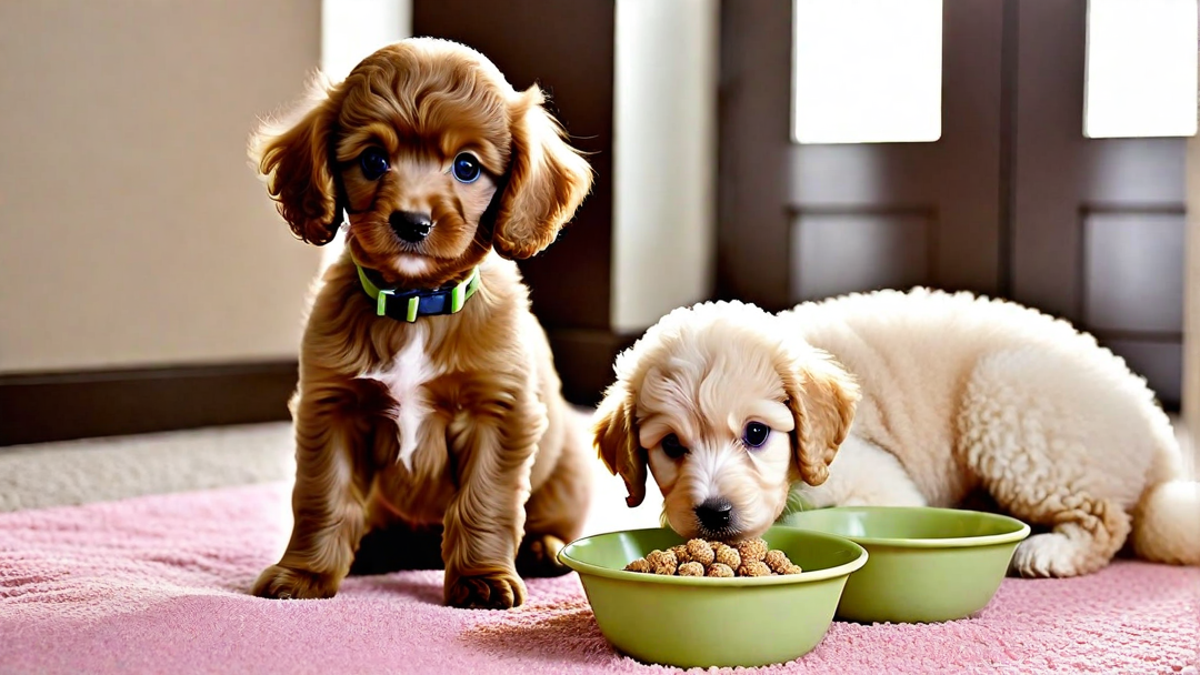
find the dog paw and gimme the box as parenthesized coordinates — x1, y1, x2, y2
(445, 570, 527, 610)
(516, 534, 570, 578)
(251, 564, 340, 599)
(1010, 533, 1086, 578)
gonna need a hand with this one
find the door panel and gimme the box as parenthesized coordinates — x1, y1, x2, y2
(1082, 212, 1185, 334)
(716, 0, 795, 311)
(790, 211, 934, 300)
(1011, 0, 1186, 405)
(786, 0, 1005, 303)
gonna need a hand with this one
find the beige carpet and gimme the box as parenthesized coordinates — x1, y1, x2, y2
(0, 416, 667, 539)
(0, 422, 297, 512)
(2, 413, 1190, 536)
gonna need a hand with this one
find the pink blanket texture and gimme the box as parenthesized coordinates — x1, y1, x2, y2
(1, 482, 1197, 675)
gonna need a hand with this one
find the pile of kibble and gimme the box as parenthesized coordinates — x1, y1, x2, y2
(623, 538, 802, 577)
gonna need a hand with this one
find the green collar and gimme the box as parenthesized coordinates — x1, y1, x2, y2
(354, 261, 482, 322)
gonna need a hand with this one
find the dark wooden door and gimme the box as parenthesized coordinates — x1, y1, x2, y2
(719, 0, 1009, 311)
(793, 1, 1007, 303)
(1010, 0, 1187, 406)
(719, 0, 1190, 408)
(413, 0, 623, 404)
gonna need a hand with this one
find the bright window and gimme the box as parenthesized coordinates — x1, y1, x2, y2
(1084, 0, 1198, 139)
(791, 0, 943, 144)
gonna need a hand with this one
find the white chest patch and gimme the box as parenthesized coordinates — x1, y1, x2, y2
(356, 328, 440, 471)
(394, 255, 430, 276)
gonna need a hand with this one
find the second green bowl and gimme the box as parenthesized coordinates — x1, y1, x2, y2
(780, 506, 1031, 623)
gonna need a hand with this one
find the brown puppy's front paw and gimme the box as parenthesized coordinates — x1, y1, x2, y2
(516, 534, 570, 578)
(445, 570, 527, 610)
(251, 564, 340, 599)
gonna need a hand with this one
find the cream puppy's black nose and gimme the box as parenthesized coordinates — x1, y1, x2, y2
(390, 210, 432, 243)
(695, 500, 733, 530)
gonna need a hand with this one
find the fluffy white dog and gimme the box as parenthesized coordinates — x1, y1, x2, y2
(594, 288, 1200, 577)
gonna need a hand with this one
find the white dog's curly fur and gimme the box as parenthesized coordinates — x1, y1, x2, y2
(595, 288, 1200, 577)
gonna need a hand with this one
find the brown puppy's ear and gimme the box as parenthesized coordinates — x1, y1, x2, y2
(594, 383, 647, 508)
(781, 348, 860, 486)
(492, 86, 594, 260)
(250, 80, 345, 245)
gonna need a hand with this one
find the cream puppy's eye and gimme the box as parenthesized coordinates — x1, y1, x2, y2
(743, 422, 770, 448)
(660, 434, 688, 459)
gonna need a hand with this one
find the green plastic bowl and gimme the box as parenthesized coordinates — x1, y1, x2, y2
(780, 506, 1031, 623)
(558, 526, 867, 668)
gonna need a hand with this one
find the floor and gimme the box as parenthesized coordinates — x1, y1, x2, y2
(0, 416, 668, 539)
(2, 413, 1192, 531)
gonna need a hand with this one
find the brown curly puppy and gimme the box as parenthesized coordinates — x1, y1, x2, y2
(248, 38, 593, 609)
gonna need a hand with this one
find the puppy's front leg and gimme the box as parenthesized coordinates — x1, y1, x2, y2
(252, 392, 373, 599)
(442, 387, 546, 609)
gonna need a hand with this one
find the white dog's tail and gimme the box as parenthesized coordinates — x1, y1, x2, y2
(1131, 433, 1200, 565)
(1132, 481, 1200, 565)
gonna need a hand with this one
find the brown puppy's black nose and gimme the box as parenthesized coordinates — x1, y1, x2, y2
(389, 211, 432, 243)
(695, 500, 733, 530)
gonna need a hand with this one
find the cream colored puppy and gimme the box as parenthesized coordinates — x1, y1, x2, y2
(595, 289, 1200, 577)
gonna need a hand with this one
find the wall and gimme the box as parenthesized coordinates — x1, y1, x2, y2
(612, 0, 719, 332)
(0, 0, 324, 373)
(0, 0, 714, 373)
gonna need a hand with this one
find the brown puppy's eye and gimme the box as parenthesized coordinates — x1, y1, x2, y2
(743, 422, 770, 448)
(359, 147, 389, 181)
(661, 434, 688, 459)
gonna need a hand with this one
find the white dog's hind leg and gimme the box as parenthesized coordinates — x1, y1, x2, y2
(1007, 501, 1130, 578)
(957, 347, 1152, 577)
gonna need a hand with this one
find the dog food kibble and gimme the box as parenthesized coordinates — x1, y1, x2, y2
(713, 543, 741, 569)
(636, 549, 678, 575)
(763, 549, 791, 573)
(737, 538, 768, 563)
(706, 562, 735, 577)
(686, 539, 716, 566)
(738, 560, 773, 577)
(671, 544, 690, 563)
(645, 549, 677, 568)
(624, 557, 651, 573)
(623, 539, 801, 578)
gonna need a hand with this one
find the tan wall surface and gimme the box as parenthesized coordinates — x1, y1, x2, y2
(0, 0, 324, 373)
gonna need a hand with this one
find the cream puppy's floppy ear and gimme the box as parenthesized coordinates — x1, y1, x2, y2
(492, 87, 593, 259)
(594, 383, 647, 508)
(781, 348, 860, 486)
(250, 77, 346, 246)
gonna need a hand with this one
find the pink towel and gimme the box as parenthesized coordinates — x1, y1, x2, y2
(1, 482, 1197, 675)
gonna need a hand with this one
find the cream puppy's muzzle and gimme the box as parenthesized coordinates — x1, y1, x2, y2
(641, 403, 795, 540)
